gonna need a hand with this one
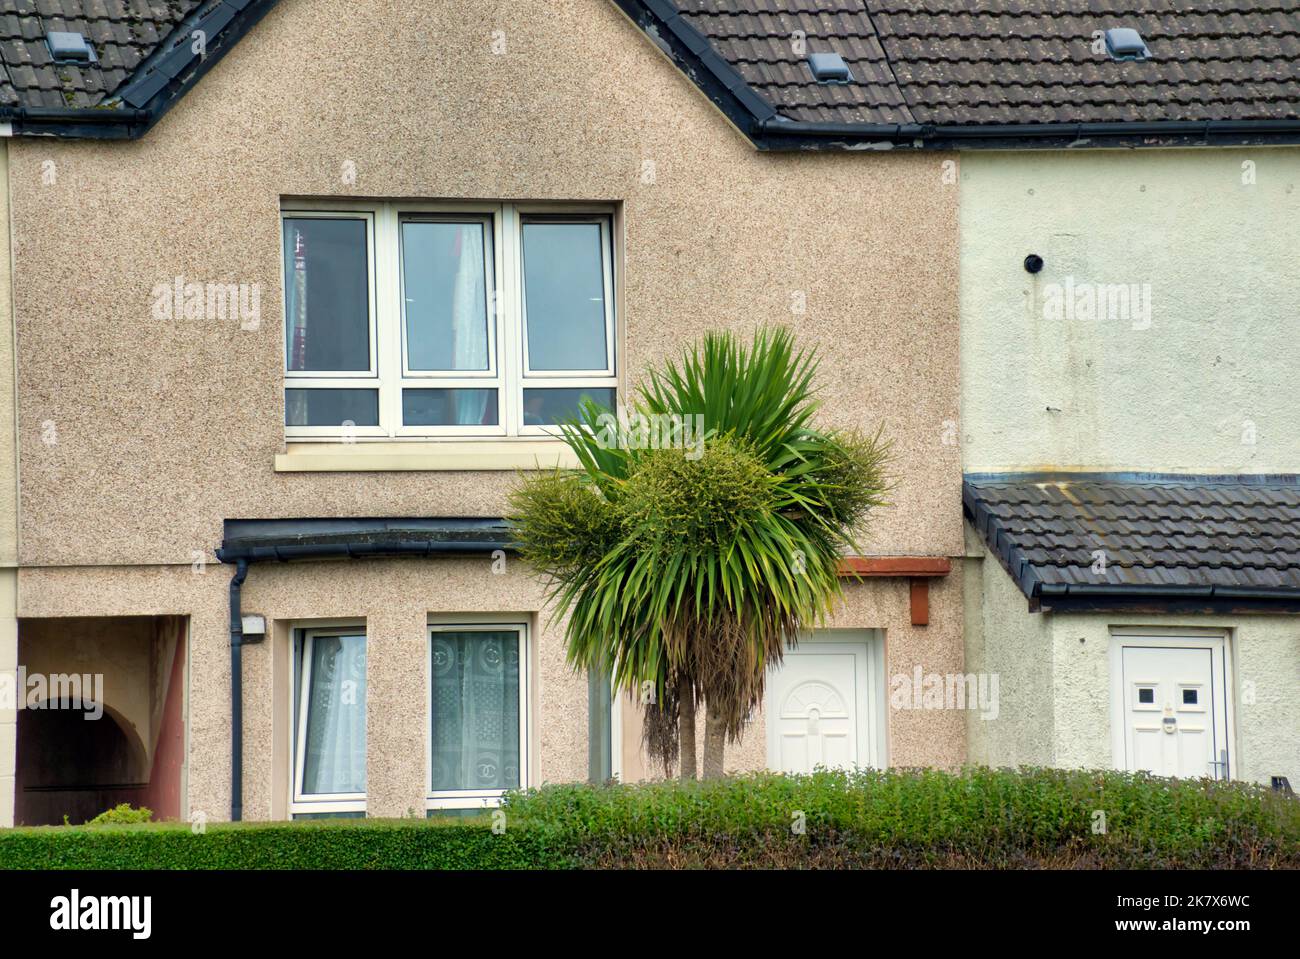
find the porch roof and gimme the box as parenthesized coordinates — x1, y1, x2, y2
(964, 473, 1300, 613)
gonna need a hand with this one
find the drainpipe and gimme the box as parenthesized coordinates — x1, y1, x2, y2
(228, 558, 248, 822)
(215, 521, 516, 823)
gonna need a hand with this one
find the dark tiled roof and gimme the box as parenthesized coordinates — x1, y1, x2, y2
(964, 474, 1300, 608)
(677, 0, 912, 124)
(0, 0, 202, 109)
(663, 1, 1300, 128)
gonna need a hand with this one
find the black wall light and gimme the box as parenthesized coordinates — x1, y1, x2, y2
(1024, 254, 1044, 274)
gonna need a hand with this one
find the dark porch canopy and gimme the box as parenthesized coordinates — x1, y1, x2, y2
(963, 473, 1300, 613)
(216, 517, 515, 563)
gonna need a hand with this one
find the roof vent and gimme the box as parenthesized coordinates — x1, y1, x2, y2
(1104, 27, 1150, 62)
(807, 51, 853, 84)
(46, 31, 97, 64)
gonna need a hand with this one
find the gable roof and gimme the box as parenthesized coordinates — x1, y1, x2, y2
(964, 473, 1300, 613)
(0, 0, 278, 138)
(0, 0, 201, 110)
(620, 0, 1300, 149)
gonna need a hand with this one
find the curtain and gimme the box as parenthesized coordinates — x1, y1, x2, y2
(285, 223, 309, 424)
(431, 632, 520, 791)
(302, 635, 367, 794)
(451, 225, 490, 425)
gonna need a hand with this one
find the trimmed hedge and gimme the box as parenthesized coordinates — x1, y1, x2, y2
(1, 768, 1296, 869)
(0, 817, 558, 870)
(506, 768, 1300, 869)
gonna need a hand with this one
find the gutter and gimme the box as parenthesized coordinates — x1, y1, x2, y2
(213, 518, 515, 822)
(754, 116, 1300, 151)
(616, 1, 1300, 152)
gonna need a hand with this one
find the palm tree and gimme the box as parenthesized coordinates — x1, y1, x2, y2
(509, 326, 889, 779)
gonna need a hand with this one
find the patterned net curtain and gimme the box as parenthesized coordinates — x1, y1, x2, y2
(431, 632, 520, 791)
(302, 635, 367, 794)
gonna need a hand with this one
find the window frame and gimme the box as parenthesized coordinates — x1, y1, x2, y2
(281, 211, 386, 439)
(425, 621, 529, 811)
(291, 626, 368, 817)
(281, 201, 618, 441)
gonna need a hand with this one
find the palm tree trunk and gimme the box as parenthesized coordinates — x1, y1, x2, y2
(702, 702, 726, 779)
(678, 675, 697, 781)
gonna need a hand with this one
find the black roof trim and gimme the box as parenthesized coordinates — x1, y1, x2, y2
(1, 0, 280, 140)
(609, 0, 777, 140)
(964, 471, 1300, 487)
(216, 517, 515, 564)
(618, 1, 1300, 152)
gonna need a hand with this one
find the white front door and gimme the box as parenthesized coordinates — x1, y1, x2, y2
(765, 633, 880, 774)
(1112, 636, 1232, 780)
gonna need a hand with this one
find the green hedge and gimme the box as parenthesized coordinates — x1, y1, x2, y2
(505, 768, 1300, 869)
(0, 817, 560, 870)
(2, 768, 1296, 869)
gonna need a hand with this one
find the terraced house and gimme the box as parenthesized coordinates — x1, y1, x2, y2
(0, 0, 1296, 828)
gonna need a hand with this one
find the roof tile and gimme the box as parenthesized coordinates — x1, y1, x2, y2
(0, 0, 201, 109)
(671, 1, 1300, 125)
(965, 475, 1300, 600)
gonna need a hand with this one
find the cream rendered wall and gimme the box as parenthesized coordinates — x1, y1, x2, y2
(960, 146, 1300, 784)
(963, 535, 1054, 769)
(1049, 614, 1297, 786)
(961, 147, 1300, 474)
(965, 533, 1298, 785)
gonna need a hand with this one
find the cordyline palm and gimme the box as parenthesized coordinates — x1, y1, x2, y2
(509, 326, 888, 779)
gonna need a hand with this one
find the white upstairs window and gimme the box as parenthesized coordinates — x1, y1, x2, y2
(281, 202, 618, 439)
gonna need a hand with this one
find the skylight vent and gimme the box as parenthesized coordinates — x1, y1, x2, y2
(46, 31, 96, 64)
(1104, 28, 1151, 62)
(808, 51, 852, 84)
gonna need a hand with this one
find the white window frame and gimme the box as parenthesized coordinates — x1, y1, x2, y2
(281, 211, 386, 439)
(281, 201, 618, 441)
(426, 622, 529, 811)
(291, 626, 368, 817)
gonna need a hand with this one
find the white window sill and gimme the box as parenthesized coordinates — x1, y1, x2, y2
(275, 440, 579, 472)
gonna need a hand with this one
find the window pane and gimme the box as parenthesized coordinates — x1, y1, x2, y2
(402, 221, 492, 372)
(285, 388, 378, 427)
(431, 631, 520, 792)
(403, 388, 498, 427)
(301, 634, 367, 795)
(523, 387, 616, 427)
(522, 221, 609, 371)
(284, 218, 371, 372)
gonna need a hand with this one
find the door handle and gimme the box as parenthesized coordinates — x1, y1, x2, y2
(1208, 748, 1229, 781)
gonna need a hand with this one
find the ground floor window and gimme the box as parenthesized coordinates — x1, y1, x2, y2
(292, 627, 367, 816)
(427, 623, 527, 810)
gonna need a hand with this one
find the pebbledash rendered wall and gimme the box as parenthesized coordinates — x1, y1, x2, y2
(0, 142, 16, 828)
(959, 147, 1300, 786)
(9, 0, 963, 822)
